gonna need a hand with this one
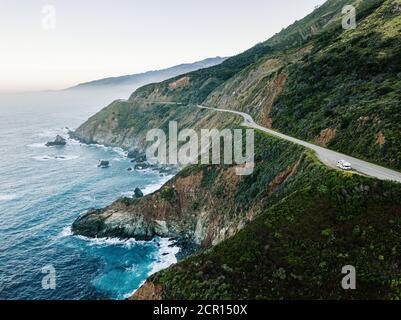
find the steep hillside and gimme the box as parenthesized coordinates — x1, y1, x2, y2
(72, 131, 305, 246)
(71, 101, 239, 151)
(71, 39, 275, 148)
(72, 130, 401, 299)
(73, 0, 400, 171)
(129, 132, 401, 300)
(270, 0, 401, 169)
(206, 0, 401, 169)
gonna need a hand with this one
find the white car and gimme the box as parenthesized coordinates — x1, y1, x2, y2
(337, 160, 352, 171)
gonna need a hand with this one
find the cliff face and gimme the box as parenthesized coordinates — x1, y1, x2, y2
(71, 101, 216, 151)
(72, 132, 305, 247)
(131, 144, 401, 300)
(129, 280, 162, 300)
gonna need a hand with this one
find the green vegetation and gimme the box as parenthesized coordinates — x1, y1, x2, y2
(271, 0, 401, 169)
(160, 187, 177, 202)
(150, 131, 401, 300)
(130, 43, 274, 105)
(74, 0, 401, 300)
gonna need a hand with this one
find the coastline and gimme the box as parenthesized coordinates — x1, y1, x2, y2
(68, 131, 188, 299)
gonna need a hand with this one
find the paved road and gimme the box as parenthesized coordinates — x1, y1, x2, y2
(198, 105, 401, 183)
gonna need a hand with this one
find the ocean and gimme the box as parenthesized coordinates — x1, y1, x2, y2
(0, 90, 177, 300)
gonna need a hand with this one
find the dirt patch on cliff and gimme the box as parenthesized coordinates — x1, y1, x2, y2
(257, 72, 288, 129)
(260, 58, 282, 72)
(174, 170, 204, 208)
(315, 128, 336, 146)
(129, 280, 162, 300)
(375, 131, 386, 146)
(169, 76, 191, 90)
(269, 160, 301, 195)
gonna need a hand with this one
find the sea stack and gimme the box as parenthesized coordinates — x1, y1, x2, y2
(98, 160, 110, 168)
(46, 135, 67, 147)
(134, 188, 144, 198)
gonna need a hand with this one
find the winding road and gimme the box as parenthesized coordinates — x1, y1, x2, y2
(198, 105, 401, 183)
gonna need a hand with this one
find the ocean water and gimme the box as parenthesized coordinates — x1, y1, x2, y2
(0, 91, 177, 300)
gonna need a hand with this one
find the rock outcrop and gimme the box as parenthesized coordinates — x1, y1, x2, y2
(134, 188, 144, 198)
(98, 160, 110, 168)
(72, 133, 305, 248)
(46, 135, 66, 147)
(129, 280, 162, 300)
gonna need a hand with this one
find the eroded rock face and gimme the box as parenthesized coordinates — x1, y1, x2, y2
(71, 206, 156, 240)
(375, 131, 386, 146)
(71, 165, 250, 247)
(315, 128, 337, 146)
(129, 280, 162, 300)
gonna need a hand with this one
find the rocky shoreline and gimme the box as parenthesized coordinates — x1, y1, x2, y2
(71, 161, 248, 245)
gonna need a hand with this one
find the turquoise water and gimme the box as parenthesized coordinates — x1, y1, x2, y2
(0, 92, 177, 300)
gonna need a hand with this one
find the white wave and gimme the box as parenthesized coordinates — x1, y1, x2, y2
(112, 147, 126, 157)
(0, 194, 17, 201)
(66, 138, 82, 146)
(142, 175, 173, 195)
(120, 190, 136, 198)
(55, 155, 79, 161)
(149, 237, 180, 275)
(75, 235, 148, 248)
(27, 142, 46, 148)
(81, 143, 126, 158)
(119, 175, 173, 199)
(33, 155, 79, 161)
(32, 155, 52, 161)
(57, 226, 72, 238)
(141, 183, 163, 195)
(86, 143, 108, 150)
(124, 237, 180, 299)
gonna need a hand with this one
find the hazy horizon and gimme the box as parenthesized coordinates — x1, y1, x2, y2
(1, 0, 325, 93)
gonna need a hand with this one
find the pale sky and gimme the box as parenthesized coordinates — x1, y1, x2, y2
(0, 0, 325, 92)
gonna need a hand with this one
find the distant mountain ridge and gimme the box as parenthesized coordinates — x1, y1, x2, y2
(68, 57, 227, 90)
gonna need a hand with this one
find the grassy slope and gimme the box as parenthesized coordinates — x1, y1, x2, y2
(271, 0, 401, 169)
(149, 131, 401, 299)
(204, 0, 401, 170)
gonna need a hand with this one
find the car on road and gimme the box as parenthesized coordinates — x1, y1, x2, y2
(337, 160, 352, 171)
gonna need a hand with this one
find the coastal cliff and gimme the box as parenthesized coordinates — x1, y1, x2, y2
(73, 131, 401, 299)
(71, 0, 401, 299)
(72, 132, 305, 247)
(129, 143, 401, 300)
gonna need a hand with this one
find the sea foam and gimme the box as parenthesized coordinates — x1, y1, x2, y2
(33, 155, 79, 161)
(0, 194, 17, 202)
